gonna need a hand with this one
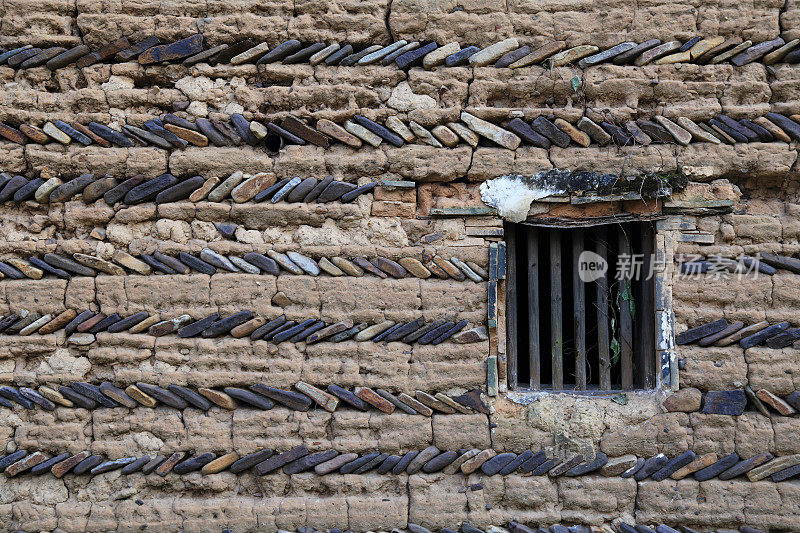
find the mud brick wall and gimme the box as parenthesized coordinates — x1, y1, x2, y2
(1, 0, 800, 532)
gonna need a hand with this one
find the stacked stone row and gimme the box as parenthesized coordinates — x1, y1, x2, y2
(0, 170, 377, 206)
(0, 249, 486, 282)
(237, 523, 761, 533)
(0, 308, 484, 346)
(1, 444, 798, 484)
(676, 318, 800, 349)
(2, 31, 798, 72)
(678, 252, 800, 277)
(663, 387, 800, 417)
(1, 108, 799, 153)
(0, 380, 486, 417)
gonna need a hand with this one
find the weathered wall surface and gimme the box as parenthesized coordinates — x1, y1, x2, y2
(0, 0, 799, 532)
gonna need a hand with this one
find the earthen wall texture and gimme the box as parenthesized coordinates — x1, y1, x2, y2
(0, 0, 799, 532)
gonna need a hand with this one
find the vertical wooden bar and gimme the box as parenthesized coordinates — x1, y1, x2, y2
(505, 223, 518, 390)
(595, 226, 611, 390)
(573, 229, 586, 390)
(618, 226, 634, 390)
(550, 229, 563, 390)
(527, 229, 540, 389)
(639, 223, 656, 389)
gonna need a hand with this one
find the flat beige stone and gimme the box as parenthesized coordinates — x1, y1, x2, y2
(461, 111, 520, 150)
(509, 41, 566, 68)
(7, 259, 43, 279)
(125, 385, 158, 407)
(424, 42, 460, 69)
(671, 452, 717, 480)
(709, 40, 752, 64)
(35, 177, 62, 202)
(469, 38, 519, 66)
(434, 392, 473, 414)
(763, 38, 800, 65)
(202, 453, 239, 474)
(39, 386, 73, 407)
(447, 122, 480, 147)
(331, 257, 364, 276)
(189, 177, 220, 202)
(461, 449, 496, 474)
(295, 381, 339, 412)
(754, 117, 792, 142)
(415, 390, 456, 413)
(198, 388, 237, 410)
(43, 122, 71, 144)
(677, 116, 720, 143)
(231, 42, 269, 64)
(112, 250, 152, 274)
(344, 120, 382, 147)
(654, 50, 690, 64)
(231, 172, 275, 203)
(409, 121, 442, 147)
(207, 171, 244, 202)
(431, 125, 459, 147)
(309, 43, 340, 65)
(73, 253, 126, 275)
(443, 449, 480, 474)
(554, 118, 591, 147)
(548, 45, 599, 67)
(353, 320, 395, 341)
(688, 36, 725, 59)
(249, 121, 269, 139)
(317, 257, 344, 276)
(654, 116, 692, 146)
(19, 314, 53, 335)
(397, 392, 433, 416)
(128, 314, 160, 333)
(747, 454, 800, 481)
(384, 116, 415, 142)
(316, 119, 362, 148)
(398, 257, 431, 278)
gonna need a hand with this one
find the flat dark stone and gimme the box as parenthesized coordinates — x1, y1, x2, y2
(760, 252, 800, 273)
(613, 39, 661, 65)
(230, 113, 259, 146)
(531, 457, 561, 475)
(717, 115, 759, 141)
(7, 48, 42, 67)
(152, 252, 189, 274)
(340, 181, 378, 202)
(317, 181, 357, 202)
(257, 40, 302, 64)
(452, 388, 489, 414)
(372, 323, 402, 343)
(396, 42, 438, 69)
(49, 173, 96, 203)
(765, 327, 800, 349)
(772, 462, 800, 482)
(43, 253, 95, 276)
(731, 37, 784, 66)
(47, 45, 91, 69)
(272, 318, 316, 343)
(353, 115, 404, 147)
(121, 455, 151, 474)
(139, 34, 204, 64)
(377, 454, 402, 474)
(518, 451, 548, 473)
(676, 319, 728, 345)
(421, 451, 458, 473)
(0, 451, 27, 472)
(89, 313, 123, 334)
(30, 257, 72, 279)
(600, 121, 632, 145)
(495, 46, 531, 67)
(740, 321, 790, 348)
(302, 175, 333, 202)
(82, 177, 118, 203)
(155, 176, 204, 203)
(104, 175, 144, 204)
(651, 451, 696, 481)
(184, 44, 228, 66)
(531, 116, 571, 148)
(418, 322, 455, 345)
(71, 382, 119, 407)
(256, 445, 308, 475)
(98, 382, 137, 408)
(212, 39, 256, 65)
(90, 457, 137, 475)
(431, 320, 467, 345)
(178, 252, 216, 275)
(73, 454, 104, 475)
(123, 125, 172, 148)
(286, 177, 319, 202)
(565, 451, 609, 476)
(136, 383, 188, 409)
(250, 316, 288, 341)
(330, 322, 368, 342)
(702, 390, 747, 415)
(267, 122, 307, 147)
(0, 175, 28, 202)
(141, 455, 166, 475)
(636, 119, 674, 143)
(385, 317, 424, 342)
(481, 452, 517, 475)
(445, 46, 480, 66)
(63, 310, 94, 336)
(144, 121, 187, 148)
(270, 176, 302, 202)
(579, 42, 637, 67)
(230, 449, 274, 474)
(125, 174, 178, 204)
(140, 254, 176, 274)
(694, 452, 739, 481)
(242, 253, 279, 276)
(168, 385, 212, 410)
(283, 42, 326, 64)
(327, 384, 368, 410)
(19, 388, 55, 410)
(708, 118, 748, 142)
(740, 119, 773, 142)
(0, 261, 24, 279)
(679, 36, 703, 52)
(354, 452, 390, 474)
(31, 453, 71, 475)
(719, 452, 774, 480)
(392, 451, 419, 474)
(289, 320, 326, 342)
(173, 452, 216, 474)
(324, 44, 354, 65)
(13, 177, 44, 202)
(54, 120, 92, 145)
(263, 321, 297, 341)
(224, 387, 274, 409)
(634, 454, 669, 481)
(88, 122, 133, 147)
(280, 116, 330, 148)
(254, 177, 291, 202)
(340, 451, 381, 474)
(0, 387, 34, 408)
(116, 36, 161, 61)
(283, 450, 339, 474)
(506, 118, 551, 148)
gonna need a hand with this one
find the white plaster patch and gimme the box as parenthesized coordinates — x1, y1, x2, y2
(479, 174, 562, 223)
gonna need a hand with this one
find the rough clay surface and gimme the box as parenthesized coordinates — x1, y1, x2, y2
(1, 0, 800, 532)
